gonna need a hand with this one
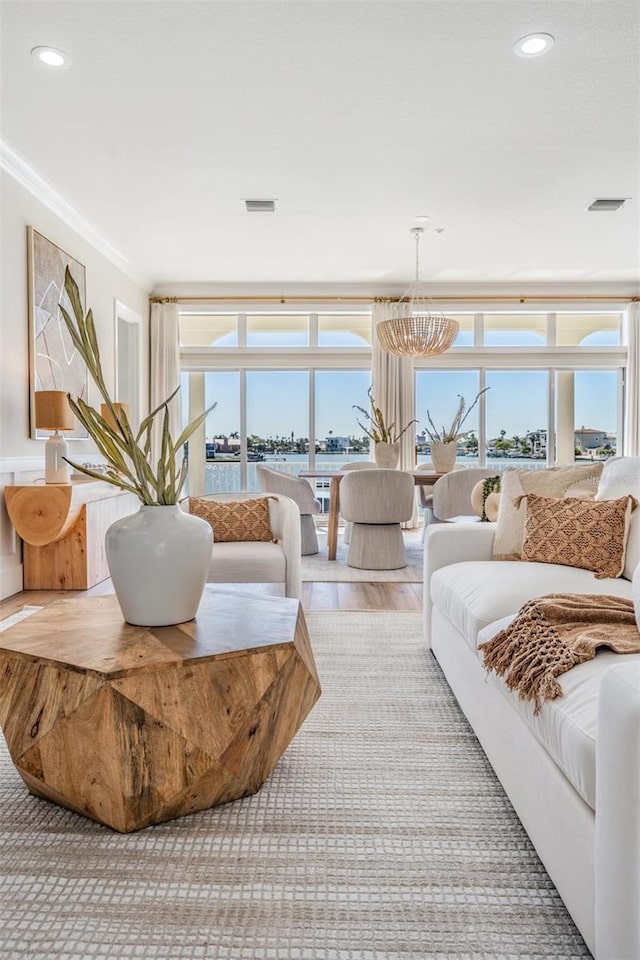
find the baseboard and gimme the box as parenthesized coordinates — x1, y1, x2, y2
(0, 561, 23, 600)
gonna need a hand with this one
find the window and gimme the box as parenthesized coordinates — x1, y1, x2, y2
(415, 370, 481, 461)
(555, 313, 621, 347)
(246, 370, 310, 489)
(180, 304, 627, 490)
(246, 315, 309, 347)
(556, 369, 619, 463)
(180, 314, 237, 347)
(483, 314, 548, 346)
(204, 371, 241, 492)
(318, 314, 371, 347)
(485, 370, 549, 466)
(316, 370, 372, 459)
(449, 314, 475, 347)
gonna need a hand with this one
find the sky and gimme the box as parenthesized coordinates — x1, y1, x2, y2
(188, 366, 618, 442)
(180, 320, 620, 442)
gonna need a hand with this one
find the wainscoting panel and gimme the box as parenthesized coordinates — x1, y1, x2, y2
(1, 458, 45, 599)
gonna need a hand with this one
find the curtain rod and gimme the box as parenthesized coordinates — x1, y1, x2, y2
(150, 294, 639, 304)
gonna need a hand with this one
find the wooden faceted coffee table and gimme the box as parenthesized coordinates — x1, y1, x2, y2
(0, 587, 321, 832)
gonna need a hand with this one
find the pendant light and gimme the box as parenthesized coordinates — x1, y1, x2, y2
(376, 227, 459, 357)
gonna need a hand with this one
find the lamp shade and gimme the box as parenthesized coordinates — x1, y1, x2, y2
(34, 390, 74, 431)
(101, 402, 130, 431)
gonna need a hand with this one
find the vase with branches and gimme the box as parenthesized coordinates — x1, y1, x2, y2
(353, 387, 417, 468)
(59, 266, 216, 626)
(424, 387, 489, 473)
(424, 387, 489, 445)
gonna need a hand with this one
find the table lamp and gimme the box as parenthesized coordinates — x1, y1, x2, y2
(35, 390, 74, 484)
(100, 401, 130, 432)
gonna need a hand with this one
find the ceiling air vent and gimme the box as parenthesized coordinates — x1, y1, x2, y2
(587, 198, 629, 212)
(245, 199, 276, 213)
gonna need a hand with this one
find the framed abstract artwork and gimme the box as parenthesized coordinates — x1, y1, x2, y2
(27, 226, 88, 438)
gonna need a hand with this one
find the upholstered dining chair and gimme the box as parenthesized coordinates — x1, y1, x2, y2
(339, 461, 377, 471)
(423, 467, 503, 536)
(340, 469, 415, 570)
(256, 463, 322, 555)
(340, 461, 377, 544)
(416, 461, 436, 513)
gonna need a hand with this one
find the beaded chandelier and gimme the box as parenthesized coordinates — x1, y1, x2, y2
(376, 227, 459, 357)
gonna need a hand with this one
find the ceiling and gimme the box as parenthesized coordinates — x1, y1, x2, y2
(1, 0, 639, 290)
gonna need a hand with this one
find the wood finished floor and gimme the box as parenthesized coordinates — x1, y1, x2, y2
(0, 579, 423, 617)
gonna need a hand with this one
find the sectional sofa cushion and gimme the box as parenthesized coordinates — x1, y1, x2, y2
(520, 493, 636, 579)
(189, 496, 276, 542)
(430, 559, 633, 649)
(493, 463, 603, 561)
(477, 615, 640, 811)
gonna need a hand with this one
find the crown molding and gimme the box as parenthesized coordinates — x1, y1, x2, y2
(1, 139, 151, 290)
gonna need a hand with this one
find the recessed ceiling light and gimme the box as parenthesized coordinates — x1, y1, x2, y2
(414, 214, 430, 223)
(31, 46, 71, 68)
(514, 33, 554, 58)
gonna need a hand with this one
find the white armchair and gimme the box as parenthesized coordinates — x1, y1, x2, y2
(187, 493, 302, 599)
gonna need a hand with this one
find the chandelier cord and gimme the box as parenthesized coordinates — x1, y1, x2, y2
(415, 229, 420, 284)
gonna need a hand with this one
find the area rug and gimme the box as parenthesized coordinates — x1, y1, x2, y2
(302, 529, 423, 582)
(0, 611, 588, 960)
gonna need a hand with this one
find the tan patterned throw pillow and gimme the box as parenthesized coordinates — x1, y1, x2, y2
(493, 463, 603, 560)
(188, 497, 276, 542)
(521, 493, 636, 579)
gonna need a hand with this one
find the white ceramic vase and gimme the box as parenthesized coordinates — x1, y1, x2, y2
(374, 441, 400, 469)
(633, 564, 640, 630)
(430, 441, 458, 473)
(105, 505, 213, 626)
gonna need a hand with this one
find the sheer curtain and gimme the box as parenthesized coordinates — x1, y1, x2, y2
(624, 301, 640, 456)
(372, 300, 418, 526)
(150, 299, 181, 464)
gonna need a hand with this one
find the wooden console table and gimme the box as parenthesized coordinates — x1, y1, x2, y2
(4, 479, 138, 590)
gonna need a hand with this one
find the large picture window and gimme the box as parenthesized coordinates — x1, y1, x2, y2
(180, 305, 626, 493)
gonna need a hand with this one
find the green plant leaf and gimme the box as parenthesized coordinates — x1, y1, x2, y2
(172, 401, 217, 454)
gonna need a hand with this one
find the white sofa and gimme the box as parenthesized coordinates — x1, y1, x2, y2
(423, 457, 640, 960)
(187, 492, 303, 599)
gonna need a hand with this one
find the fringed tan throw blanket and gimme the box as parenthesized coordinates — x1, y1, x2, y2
(479, 594, 640, 715)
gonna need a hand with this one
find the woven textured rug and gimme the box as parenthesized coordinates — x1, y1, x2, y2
(302, 530, 423, 582)
(0, 611, 589, 960)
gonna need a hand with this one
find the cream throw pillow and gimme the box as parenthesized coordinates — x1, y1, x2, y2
(493, 463, 604, 560)
(594, 456, 640, 580)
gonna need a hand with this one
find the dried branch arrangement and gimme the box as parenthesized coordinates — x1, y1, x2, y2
(353, 386, 417, 444)
(424, 387, 489, 444)
(59, 266, 215, 505)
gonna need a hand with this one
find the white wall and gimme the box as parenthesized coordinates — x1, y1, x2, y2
(0, 171, 150, 599)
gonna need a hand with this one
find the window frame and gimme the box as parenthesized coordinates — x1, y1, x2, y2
(180, 302, 628, 485)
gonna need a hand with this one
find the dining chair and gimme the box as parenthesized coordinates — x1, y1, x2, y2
(340, 461, 378, 544)
(340, 469, 415, 569)
(256, 464, 322, 555)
